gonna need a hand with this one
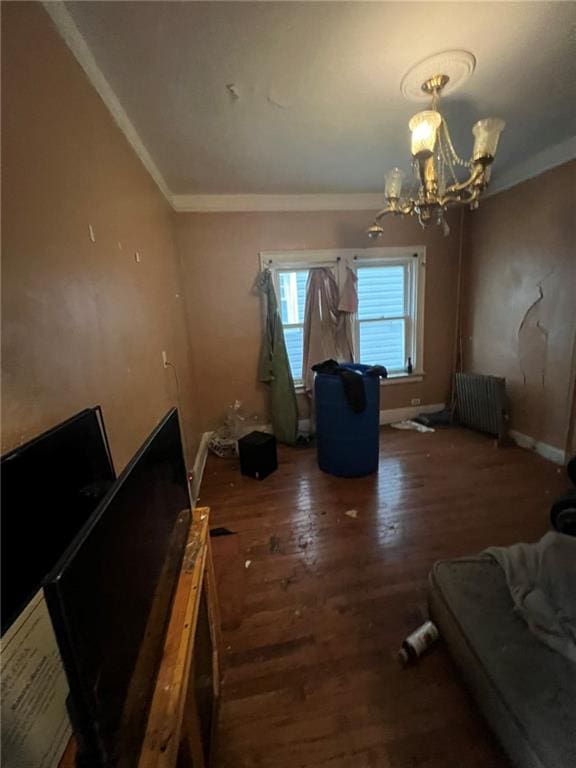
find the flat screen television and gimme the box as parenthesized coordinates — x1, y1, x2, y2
(1, 407, 116, 634)
(44, 408, 190, 768)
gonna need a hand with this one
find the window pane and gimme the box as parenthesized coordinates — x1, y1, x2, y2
(295, 272, 308, 324)
(283, 326, 304, 381)
(359, 319, 405, 370)
(357, 265, 405, 320)
(278, 270, 308, 324)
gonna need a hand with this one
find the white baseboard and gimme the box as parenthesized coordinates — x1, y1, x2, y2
(379, 402, 445, 426)
(299, 406, 445, 433)
(509, 429, 565, 465)
(190, 431, 213, 505)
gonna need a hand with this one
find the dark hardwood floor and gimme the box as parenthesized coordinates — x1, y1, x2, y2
(200, 426, 566, 768)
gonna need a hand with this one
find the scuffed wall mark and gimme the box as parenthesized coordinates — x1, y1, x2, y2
(536, 320, 549, 388)
(226, 83, 240, 101)
(267, 89, 294, 109)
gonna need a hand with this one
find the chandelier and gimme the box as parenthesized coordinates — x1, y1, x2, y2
(368, 69, 505, 237)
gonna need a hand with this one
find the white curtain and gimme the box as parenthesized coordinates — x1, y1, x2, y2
(301, 266, 357, 392)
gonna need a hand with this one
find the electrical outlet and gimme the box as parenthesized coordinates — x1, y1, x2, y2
(411, 398, 421, 406)
(161, 350, 168, 368)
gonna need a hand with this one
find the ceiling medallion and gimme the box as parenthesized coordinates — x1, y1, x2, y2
(368, 51, 505, 237)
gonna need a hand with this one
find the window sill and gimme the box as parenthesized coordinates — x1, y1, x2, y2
(381, 372, 424, 386)
(294, 371, 424, 393)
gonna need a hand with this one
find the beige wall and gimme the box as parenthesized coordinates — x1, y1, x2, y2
(1, 2, 200, 471)
(462, 161, 576, 452)
(174, 210, 461, 432)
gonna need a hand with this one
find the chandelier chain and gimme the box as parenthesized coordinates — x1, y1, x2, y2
(438, 126, 460, 189)
(440, 119, 472, 169)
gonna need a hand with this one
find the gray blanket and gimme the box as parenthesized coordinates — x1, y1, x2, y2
(485, 532, 576, 664)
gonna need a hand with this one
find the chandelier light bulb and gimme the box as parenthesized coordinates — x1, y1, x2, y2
(384, 167, 406, 199)
(408, 110, 442, 159)
(472, 118, 506, 163)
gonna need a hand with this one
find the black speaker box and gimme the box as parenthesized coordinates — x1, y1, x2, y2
(238, 431, 277, 480)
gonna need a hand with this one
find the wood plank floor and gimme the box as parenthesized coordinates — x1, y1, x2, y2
(200, 426, 567, 768)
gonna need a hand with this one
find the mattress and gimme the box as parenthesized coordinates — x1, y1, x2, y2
(428, 557, 576, 768)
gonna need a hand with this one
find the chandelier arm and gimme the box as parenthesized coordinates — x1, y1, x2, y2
(374, 200, 415, 221)
(397, 200, 415, 215)
(443, 164, 484, 195)
(374, 206, 393, 221)
(439, 187, 481, 208)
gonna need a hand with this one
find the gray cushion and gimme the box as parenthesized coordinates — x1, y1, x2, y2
(429, 557, 576, 768)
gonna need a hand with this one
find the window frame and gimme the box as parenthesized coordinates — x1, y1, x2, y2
(354, 255, 420, 375)
(274, 268, 312, 383)
(260, 247, 426, 387)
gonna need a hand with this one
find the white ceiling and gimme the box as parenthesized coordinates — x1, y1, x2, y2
(58, 1, 576, 202)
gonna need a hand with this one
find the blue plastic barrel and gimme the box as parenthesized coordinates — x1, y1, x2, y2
(315, 364, 380, 477)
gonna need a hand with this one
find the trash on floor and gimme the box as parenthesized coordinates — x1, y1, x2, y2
(391, 419, 435, 433)
(208, 432, 238, 458)
(209, 400, 269, 457)
(296, 433, 314, 447)
(414, 407, 452, 428)
(268, 534, 282, 554)
(281, 575, 297, 591)
(398, 620, 440, 665)
(210, 527, 236, 537)
(245, 559, 252, 569)
(345, 509, 359, 519)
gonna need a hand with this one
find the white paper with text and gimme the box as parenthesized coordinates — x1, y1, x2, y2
(1, 590, 72, 768)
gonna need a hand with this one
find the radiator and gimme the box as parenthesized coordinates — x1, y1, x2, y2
(455, 372, 507, 439)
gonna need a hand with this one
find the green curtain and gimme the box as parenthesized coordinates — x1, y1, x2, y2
(257, 270, 298, 445)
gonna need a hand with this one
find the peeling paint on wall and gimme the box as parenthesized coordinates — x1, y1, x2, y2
(517, 269, 555, 389)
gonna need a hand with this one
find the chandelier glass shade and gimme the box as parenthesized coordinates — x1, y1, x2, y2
(408, 110, 442, 158)
(368, 74, 505, 237)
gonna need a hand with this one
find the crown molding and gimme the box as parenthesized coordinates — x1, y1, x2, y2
(170, 193, 385, 213)
(486, 135, 576, 198)
(42, 1, 171, 202)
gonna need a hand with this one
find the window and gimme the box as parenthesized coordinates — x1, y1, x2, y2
(262, 248, 424, 385)
(356, 263, 409, 373)
(277, 270, 308, 381)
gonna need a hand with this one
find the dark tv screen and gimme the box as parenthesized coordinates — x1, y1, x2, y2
(1, 407, 115, 634)
(45, 408, 190, 767)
